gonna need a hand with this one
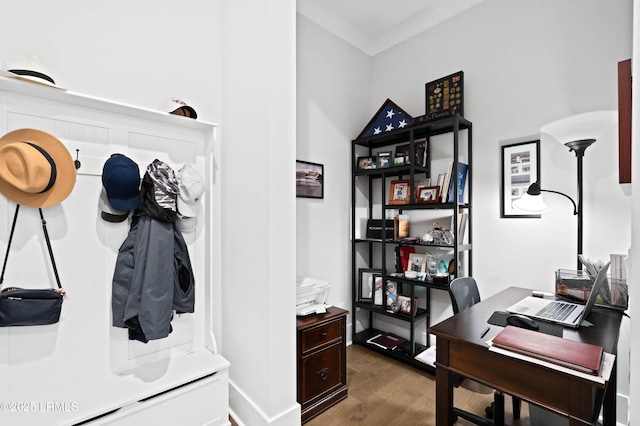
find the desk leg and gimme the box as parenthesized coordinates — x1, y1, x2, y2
(435, 337, 454, 426)
(603, 357, 617, 426)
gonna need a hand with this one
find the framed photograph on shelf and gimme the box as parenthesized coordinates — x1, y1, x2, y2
(397, 294, 419, 315)
(500, 140, 540, 218)
(414, 139, 428, 167)
(358, 268, 383, 303)
(385, 281, 398, 307)
(296, 160, 324, 199)
(407, 253, 428, 273)
(394, 143, 410, 165)
(416, 186, 440, 203)
(389, 179, 410, 205)
(357, 156, 376, 170)
(376, 151, 392, 168)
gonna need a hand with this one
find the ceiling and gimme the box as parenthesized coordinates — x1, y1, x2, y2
(297, 0, 485, 56)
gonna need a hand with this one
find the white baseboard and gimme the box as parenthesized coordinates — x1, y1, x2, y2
(228, 379, 300, 426)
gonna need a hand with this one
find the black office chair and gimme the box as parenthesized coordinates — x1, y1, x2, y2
(448, 277, 521, 426)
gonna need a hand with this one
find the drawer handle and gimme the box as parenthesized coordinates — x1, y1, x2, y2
(317, 367, 329, 380)
(321, 332, 328, 338)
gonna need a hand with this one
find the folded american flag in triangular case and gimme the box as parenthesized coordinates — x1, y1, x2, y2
(357, 98, 414, 138)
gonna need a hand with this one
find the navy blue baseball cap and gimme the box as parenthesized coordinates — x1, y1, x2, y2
(102, 154, 141, 211)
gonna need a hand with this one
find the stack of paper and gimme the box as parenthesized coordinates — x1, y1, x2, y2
(296, 276, 331, 315)
(415, 346, 437, 366)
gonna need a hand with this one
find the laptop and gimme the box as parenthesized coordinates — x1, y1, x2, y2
(506, 261, 611, 328)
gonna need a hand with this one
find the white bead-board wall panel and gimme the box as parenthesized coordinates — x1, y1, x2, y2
(0, 77, 228, 426)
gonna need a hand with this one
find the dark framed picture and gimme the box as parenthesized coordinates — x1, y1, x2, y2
(416, 186, 440, 203)
(414, 139, 428, 167)
(376, 151, 392, 168)
(296, 160, 323, 199)
(500, 140, 540, 218)
(358, 268, 383, 303)
(425, 71, 464, 121)
(397, 294, 419, 315)
(394, 143, 410, 166)
(389, 179, 410, 205)
(357, 156, 376, 170)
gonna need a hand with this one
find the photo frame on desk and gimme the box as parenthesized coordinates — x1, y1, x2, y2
(500, 140, 540, 218)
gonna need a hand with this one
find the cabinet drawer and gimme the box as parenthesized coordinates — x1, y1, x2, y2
(300, 343, 343, 402)
(300, 319, 343, 353)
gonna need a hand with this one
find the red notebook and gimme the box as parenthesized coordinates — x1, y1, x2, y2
(492, 326, 603, 375)
(367, 332, 407, 350)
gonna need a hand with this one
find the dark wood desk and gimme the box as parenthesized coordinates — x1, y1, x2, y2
(428, 286, 623, 426)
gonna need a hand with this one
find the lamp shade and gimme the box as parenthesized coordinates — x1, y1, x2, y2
(512, 188, 548, 214)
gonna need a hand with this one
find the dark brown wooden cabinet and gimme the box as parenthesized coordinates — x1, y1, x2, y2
(296, 307, 348, 423)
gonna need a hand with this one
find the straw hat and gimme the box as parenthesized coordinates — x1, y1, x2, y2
(0, 128, 76, 208)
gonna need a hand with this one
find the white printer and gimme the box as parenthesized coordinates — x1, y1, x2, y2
(296, 276, 331, 316)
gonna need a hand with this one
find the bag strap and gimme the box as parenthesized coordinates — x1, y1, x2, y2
(0, 204, 62, 289)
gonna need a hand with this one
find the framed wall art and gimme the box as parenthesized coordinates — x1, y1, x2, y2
(296, 160, 323, 199)
(424, 71, 464, 121)
(500, 140, 540, 218)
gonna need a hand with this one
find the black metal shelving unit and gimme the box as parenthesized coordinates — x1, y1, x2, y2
(350, 114, 472, 372)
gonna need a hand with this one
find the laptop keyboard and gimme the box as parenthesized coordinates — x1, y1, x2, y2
(535, 301, 577, 321)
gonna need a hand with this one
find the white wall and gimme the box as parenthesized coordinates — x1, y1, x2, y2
(628, 2, 640, 424)
(371, 0, 632, 302)
(295, 15, 371, 312)
(2, 2, 301, 426)
(297, 0, 633, 423)
(222, 1, 299, 425)
(369, 1, 632, 418)
(0, 1, 220, 122)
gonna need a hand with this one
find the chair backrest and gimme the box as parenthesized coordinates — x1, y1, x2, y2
(449, 277, 481, 314)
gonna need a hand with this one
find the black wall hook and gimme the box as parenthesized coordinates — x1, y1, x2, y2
(74, 149, 81, 170)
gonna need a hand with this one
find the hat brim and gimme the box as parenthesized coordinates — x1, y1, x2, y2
(177, 215, 197, 233)
(99, 188, 129, 223)
(170, 106, 197, 119)
(0, 70, 64, 89)
(177, 197, 200, 218)
(0, 129, 76, 208)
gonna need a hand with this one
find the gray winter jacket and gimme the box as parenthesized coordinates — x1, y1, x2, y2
(112, 211, 195, 342)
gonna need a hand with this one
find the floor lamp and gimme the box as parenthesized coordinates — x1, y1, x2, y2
(513, 139, 595, 270)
